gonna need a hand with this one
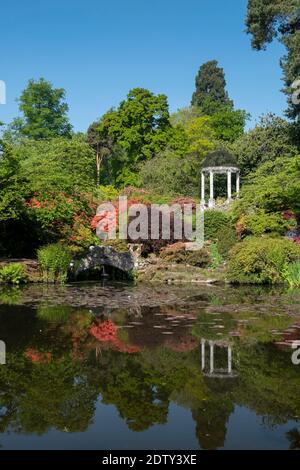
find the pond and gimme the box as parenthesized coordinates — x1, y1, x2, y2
(0, 282, 300, 450)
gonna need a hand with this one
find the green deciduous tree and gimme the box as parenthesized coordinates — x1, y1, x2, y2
(89, 88, 172, 186)
(16, 135, 95, 194)
(10, 78, 72, 140)
(210, 109, 249, 143)
(230, 114, 297, 174)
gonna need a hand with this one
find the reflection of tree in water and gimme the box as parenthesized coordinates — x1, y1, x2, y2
(234, 343, 300, 426)
(0, 355, 100, 434)
(0, 299, 300, 448)
(193, 398, 234, 450)
(286, 428, 300, 450)
(94, 350, 170, 431)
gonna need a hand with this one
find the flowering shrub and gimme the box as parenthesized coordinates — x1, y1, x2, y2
(91, 199, 189, 254)
(91, 209, 118, 233)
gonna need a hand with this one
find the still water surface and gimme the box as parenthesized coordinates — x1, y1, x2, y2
(0, 282, 300, 450)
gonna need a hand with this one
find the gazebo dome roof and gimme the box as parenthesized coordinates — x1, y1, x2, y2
(202, 149, 238, 169)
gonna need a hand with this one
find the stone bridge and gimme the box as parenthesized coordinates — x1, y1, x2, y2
(70, 246, 135, 279)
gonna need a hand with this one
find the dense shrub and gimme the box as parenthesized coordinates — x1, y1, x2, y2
(160, 243, 211, 267)
(227, 237, 300, 284)
(204, 210, 231, 241)
(0, 263, 27, 285)
(243, 210, 289, 236)
(216, 226, 237, 258)
(186, 249, 211, 267)
(94, 185, 120, 201)
(37, 243, 72, 283)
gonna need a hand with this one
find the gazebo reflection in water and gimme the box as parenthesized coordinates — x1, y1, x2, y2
(200, 339, 238, 378)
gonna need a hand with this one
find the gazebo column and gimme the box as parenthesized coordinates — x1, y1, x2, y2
(227, 171, 232, 203)
(208, 171, 215, 208)
(201, 339, 205, 371)
(201, 172, 205, 206)
(236, 171, 240, 197)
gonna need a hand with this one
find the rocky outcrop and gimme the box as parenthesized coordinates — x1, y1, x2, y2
(70, 246, 134, 279)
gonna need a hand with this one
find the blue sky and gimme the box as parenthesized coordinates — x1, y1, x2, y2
(0, 0, 286, 132)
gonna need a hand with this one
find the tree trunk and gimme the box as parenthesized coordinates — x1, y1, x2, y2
(96, 151, 102, 187)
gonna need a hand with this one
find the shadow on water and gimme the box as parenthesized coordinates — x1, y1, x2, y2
(0, 283, 300, 449)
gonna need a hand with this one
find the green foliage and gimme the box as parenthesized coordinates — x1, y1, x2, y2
(0, 263, 27, 285)
(92, 88, 172, 186)
(191, 60, 233, 113)
(246, 1, 300, 120)
(231, 155, 300, 223)
(0, 140, 24, 223)
(282, 260, 300, 288)
(0, 135, 96, 255)
(16, 135, 95, 193)
(204, 211, 231, 241)
(37, 304, 73, 323)
(243, 210, 289, 236)
(209, 243, 223, 268)
(216, 226, 237, 258)
(210, 109, 249, 143)
(186, 248, 211, 267)
(227, 237, 300, 284)
(37, 243, 72, 283)
(139, 150, 200, 197)
(9, 78, 72, 139)
(0, 286, 23, 305)
(230, 115, 297, 175)
(93, 185, 119, 202)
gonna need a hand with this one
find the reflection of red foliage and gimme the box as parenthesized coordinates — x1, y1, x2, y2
(90, 319, 140, 353)
(165, 337, 198, 352)
(25, 348, 52, 363)
(90, 319, 118, 341)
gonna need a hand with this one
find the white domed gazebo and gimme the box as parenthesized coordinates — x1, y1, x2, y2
(200, 149, 240, 208)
